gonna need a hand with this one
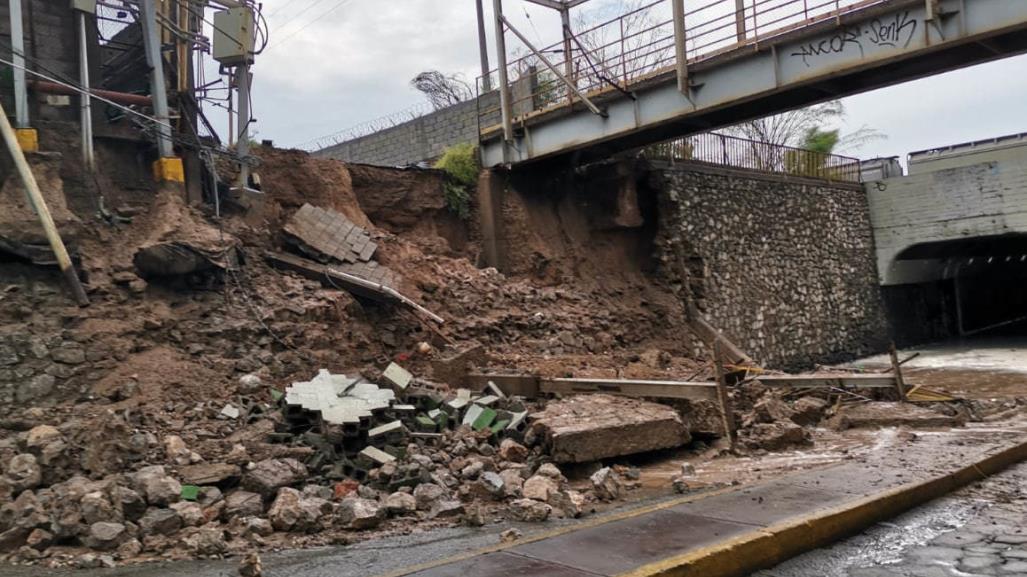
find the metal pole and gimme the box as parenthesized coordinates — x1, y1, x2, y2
(77, 11, 95, 172)
(560, 6, 573, 103)
(502, 16, 604, 117)
(139, 0, 174, 158)
(0, 100, 89, 306)
(735, 0, 747, 42)
(492, 0, 514, 143)
(235, 63, 251, 188)
(9, 0, 28, 128)
(672, 0, 688, 94)
(475, 0, 492, 92)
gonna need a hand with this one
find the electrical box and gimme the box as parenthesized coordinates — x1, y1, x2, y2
(70, 0, 96, 14)
(213, 7, 256, 66)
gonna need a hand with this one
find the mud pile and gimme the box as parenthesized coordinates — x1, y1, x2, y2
(0, 141, 697, 567)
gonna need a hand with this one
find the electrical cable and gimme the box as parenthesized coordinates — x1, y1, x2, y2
(267, 0, 331, 34)
(267, 0, 352, 50)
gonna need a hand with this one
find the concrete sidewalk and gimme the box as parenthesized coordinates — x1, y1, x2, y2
(381, 431, 1027, 577)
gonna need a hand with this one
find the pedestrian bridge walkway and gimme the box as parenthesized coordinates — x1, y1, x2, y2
(479, 0, 1027, 167)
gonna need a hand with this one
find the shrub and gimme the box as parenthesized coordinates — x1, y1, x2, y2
(434, 143, 478, 219)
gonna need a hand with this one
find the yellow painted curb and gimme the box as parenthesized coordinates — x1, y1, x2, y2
(377, 437, 1027, 577)
(623, 437, 1027, 577)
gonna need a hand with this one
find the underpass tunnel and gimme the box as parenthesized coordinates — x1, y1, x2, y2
(882, 234, 1027, 345)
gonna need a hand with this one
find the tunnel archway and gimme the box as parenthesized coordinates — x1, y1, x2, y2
(883, 234, 1027, 344)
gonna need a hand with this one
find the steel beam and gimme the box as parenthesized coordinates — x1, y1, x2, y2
(476, 0, 492, 92)
(672, 0, 688, 95)
(235, 63, 251, 188)
(492, 0, 514, 144)
(735, 0, 746, 41)
(139, 0, 174, 158)
(76, 10, 95, 171)
(8, 0, 28, 128)
(479, 0, 1027, 167)
(501, 15, 604, 116)
(540, 378, 720, 402)
(757, 375, 899, 388)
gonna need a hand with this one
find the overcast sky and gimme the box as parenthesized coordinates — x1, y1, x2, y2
(232, 0, 1027, 161)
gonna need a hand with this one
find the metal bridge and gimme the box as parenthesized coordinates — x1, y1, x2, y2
(479, 0, 1027, 168)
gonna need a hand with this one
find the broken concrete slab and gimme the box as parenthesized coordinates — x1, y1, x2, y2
(284, 203, 377, 264)
(265, 251, 443, 323)
(528, 394, 690, 463)
(828, 402, 967, 431)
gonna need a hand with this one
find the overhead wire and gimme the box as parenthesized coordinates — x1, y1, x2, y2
(267, 0, 352, 50)
(266, 0, 330, 33)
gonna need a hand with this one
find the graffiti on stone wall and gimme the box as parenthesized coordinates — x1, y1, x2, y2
(791, 11, 918, 67)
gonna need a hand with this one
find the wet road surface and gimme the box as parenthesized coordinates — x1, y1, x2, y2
(755, 462, 1027, 577)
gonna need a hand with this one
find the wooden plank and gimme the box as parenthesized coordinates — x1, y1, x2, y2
(757, 374, 898, 388)
(889, 343, 908, 401)
(713, 341, 737, 445)
(541, 377, 720, 402)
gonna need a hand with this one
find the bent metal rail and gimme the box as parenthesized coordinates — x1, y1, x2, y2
(477, 0, 891, 131)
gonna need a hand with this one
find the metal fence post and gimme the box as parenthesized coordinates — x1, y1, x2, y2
(672, 0, 688, 94)
(492, 0, 514, 144)
(735, 0, 747, 42)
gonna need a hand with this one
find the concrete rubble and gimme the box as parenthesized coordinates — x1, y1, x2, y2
(527, 394, 691, 463)
(0, 141, 992, 572)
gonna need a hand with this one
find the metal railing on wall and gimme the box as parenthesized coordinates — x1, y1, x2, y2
(644, 132, 862, 183)
(478, 0, 888, 132)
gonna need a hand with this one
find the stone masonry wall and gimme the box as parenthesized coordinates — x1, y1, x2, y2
(651, 163, 889, 370)
(315, 92, 501, 167)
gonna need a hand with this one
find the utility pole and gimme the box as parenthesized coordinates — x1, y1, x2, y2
(8, 0, 36, 151)
(475, 0, 492, 92)
(74, 3, 95, 171)
(235, 63, 251, 189)
(139, 0, 184, 182)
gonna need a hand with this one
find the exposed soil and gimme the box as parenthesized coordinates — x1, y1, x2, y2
(2, 130, 1024, 571)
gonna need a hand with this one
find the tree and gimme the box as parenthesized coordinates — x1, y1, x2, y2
(720, 100, 884, 173)
(723, 100, 883, 152)
(411, 71, 472, 111)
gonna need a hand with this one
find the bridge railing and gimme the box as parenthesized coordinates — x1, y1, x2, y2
(643, 132, 862, 183)
(478, 0, 888, 134)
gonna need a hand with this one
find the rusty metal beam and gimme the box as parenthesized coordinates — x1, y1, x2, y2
(465, 373, 721, 401)
(757, 375, 899, 388)
(541, 377, 719, 402)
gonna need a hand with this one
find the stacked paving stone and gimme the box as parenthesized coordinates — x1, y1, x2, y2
(279, 365, 531, 488)
(283, 203, 399, 287)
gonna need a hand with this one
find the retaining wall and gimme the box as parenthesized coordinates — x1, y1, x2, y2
(651, 162, 889, 370)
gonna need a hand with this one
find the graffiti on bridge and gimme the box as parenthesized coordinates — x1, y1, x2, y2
(791, 11, 918, 67)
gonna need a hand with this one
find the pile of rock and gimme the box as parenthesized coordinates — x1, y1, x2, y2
(735, 395, 829, 451)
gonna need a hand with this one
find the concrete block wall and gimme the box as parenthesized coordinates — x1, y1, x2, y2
(0, 0, 81, 122)
(652, 164, 889, 370)
(316, 92, 502, 167)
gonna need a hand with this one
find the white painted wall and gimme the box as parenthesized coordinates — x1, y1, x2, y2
(867, 143, 1027, 285)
